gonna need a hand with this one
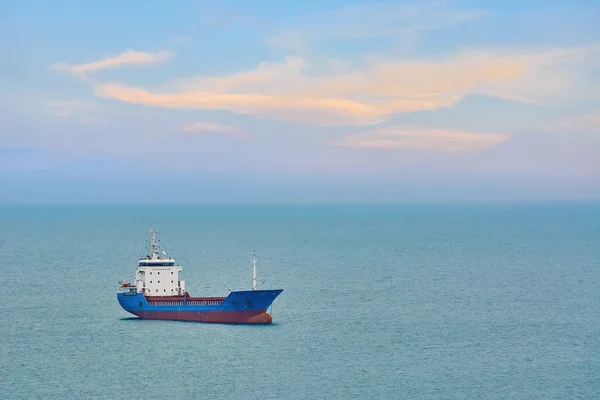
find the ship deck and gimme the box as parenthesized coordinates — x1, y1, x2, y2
(144, 295, 226, 306)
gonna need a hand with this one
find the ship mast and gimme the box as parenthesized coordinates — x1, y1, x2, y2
(150, 226, 159, 260)
(252, 251, 257, 291)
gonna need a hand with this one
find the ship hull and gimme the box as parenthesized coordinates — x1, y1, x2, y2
(129, 309, 273, 324)
(117, 289, 283, 324)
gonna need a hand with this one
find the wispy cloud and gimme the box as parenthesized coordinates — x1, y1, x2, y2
(268, 1, 485, 52)
(53, 50, 173, 76)
(172, 35, 191, 47)
(268, 31, 309, 53)
(90, 45, 598, 126)
(196, 1, 260, 28)
(545, 111, 600, 133)
(43, 99, 147, 127)
(45, 100, 106, 125)
(46, 100, 100, 118)
(337, 126, 508, 152)
(182, 122, 241, 133)
(474, 44, 600, 105)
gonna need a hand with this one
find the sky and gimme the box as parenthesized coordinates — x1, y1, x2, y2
(1, 0, 599, 203)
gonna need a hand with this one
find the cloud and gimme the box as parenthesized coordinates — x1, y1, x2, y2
(268, 30, 309, 53)
(45, 100, 106, 125)
(182, 122, 241, 133)
(474, 44, 600, 105)
(267, 1, 485, 50)
(89, 45, 598, 126)
(95, 83, 459, 126)
(337, 126, 509, 152)
(545, 111, 600, 133)
(172, 35, 191, 47)
(53, 50, 173, 76)
(43, 99, 150, 127)
(325, 2, 485, 39)
(196, 2, 260, 29)
(46, 100, 100, 118)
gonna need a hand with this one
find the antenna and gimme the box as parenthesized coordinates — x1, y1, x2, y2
(150, 225, 159, 259)
(252, 251, 257, 291)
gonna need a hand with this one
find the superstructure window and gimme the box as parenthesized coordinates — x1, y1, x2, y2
(158, 281, 160, 283)
(138, 262, 175, 267)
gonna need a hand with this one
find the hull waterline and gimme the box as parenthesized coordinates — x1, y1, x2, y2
(129, 310, 273, 324)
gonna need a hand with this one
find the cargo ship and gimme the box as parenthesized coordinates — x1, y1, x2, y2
(117, 227, 283, 324)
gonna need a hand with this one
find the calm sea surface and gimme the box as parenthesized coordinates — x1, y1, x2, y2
(0, 205, 598, 399)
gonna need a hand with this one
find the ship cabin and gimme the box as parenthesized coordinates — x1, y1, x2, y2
(135, 256, 186, 297)
(119, 227, 186, 297)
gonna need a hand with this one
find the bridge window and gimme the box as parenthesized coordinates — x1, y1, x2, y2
(138, 262, 176, 267)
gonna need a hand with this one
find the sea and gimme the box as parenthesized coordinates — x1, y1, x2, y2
(0, 204, 598, 399)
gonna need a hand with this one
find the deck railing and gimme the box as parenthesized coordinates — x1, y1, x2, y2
(146, 299, 225, 306)
(185, 300, 223, 306)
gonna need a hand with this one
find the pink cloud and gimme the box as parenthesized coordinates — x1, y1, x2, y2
(337, 126, 509, 152)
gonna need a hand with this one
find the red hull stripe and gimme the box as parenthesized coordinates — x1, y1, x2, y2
(131, 310, 273, 324)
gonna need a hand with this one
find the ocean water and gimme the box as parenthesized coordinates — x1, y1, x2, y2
(0, 205, 598, 399)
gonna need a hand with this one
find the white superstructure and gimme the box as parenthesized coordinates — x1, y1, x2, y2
(131, 226, 185, 296)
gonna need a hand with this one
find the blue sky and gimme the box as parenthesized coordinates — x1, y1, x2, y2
(1, 0, 599, 203)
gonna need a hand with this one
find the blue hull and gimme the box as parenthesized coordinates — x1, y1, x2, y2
(117, 289, 283, 324)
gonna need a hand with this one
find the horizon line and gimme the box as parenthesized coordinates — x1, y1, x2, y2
(1, 200, 599, 207)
